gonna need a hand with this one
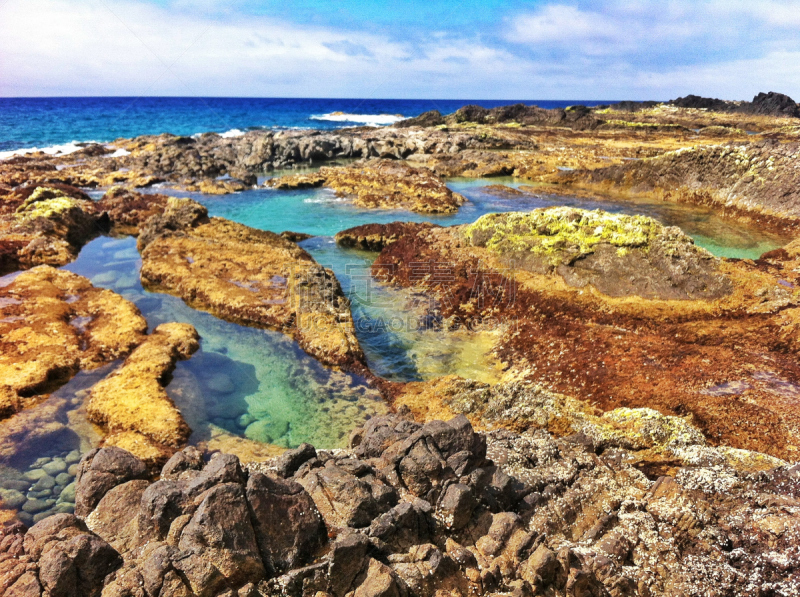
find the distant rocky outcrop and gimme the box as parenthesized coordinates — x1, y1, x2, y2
(268, 159, 466, 214)
(394, 110, 445, 128)
(669, 91, 800, 118)
(2, 413, 797, 597)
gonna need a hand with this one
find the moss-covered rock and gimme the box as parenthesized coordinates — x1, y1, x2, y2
(14, 187, 81, 222)
(464, 207, 732, 300)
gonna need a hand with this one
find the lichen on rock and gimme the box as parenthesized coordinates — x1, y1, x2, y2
(463, 207, 732, 300)
(0, 266, 147, 419)
(86, 322, 199, 459)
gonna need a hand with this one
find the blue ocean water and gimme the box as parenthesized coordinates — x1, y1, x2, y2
(0, 97, 610, 153)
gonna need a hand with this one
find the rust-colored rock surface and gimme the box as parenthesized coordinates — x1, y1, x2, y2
(362, 216, 800, 460)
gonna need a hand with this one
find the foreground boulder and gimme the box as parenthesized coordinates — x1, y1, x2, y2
(139, 201, 364, 369)
(4, 413, 797, 596)
(267, 159, 466, 214)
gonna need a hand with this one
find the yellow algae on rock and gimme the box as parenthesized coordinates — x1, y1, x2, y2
(140, 217, 364, 370)
(86, 323, 199, 450)
(0, 266, 147, 419)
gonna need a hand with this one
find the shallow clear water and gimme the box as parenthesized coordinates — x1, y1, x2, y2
(192, 178, 790, 380)
(62, 237, 388, 452)
(1, 176, 791, 521)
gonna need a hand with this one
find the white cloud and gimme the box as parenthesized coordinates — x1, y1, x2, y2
(0, 0, 526, 98)
(1, 0, 800, 100)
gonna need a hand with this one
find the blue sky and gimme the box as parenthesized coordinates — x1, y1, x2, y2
(1, 0, 800, 99)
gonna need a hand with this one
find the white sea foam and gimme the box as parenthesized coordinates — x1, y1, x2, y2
(219, 128, 246, 138)
(105, 148, 131, 158)
(0, 141, 95, 161)
(310, 112, 405, 126)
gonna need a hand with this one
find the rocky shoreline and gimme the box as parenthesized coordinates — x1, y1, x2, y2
(1, 413, 798, 596)
(2, 94, 800, 595)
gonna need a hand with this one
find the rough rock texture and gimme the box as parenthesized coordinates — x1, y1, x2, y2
(463, 207, 733, 300)
(364, 218, 800, 460)
(268, 159, 466, 214)
(335, 222, 440, 252)
(0, 266, 147, 419)
(140, 207, 364, 369)
(566, 140, 800, 223)
(86, 323, 200, 463)
(0, 185, 109, 273)
(6, 414, 798, 597)
(93, 188, 171, 236)
(670, 91, 800, 118)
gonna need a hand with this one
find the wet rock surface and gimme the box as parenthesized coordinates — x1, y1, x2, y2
(268, 159, 466, 214)
(2, 414, 797, 597)
(140, 203, 364, 370)
(0, 267, 147, 420)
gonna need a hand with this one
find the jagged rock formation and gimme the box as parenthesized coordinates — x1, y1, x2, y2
(1, 414, 797, 596)
(564, 140, 800, 223)
(267, 159, 466, 214)
(339, 215, 800, 460)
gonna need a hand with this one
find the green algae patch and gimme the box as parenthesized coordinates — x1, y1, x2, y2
(15, 187, 80, 223)
(465, 207, 661, 265)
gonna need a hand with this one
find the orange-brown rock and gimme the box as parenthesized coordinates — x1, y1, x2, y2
(0, 266, 147, 419)
(140, 214, 363, 369)
(93, 187, 171, 235)
(356, 215, 800, 460)
(0, 186, 110, 274)
(86, 322, 199, 459)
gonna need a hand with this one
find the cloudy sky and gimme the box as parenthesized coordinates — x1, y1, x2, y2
(1, 0, 799, 100)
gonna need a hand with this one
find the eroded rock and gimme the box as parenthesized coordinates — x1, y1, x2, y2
(0, 266, 147, 419)
(140, 216, 364, 369)
(86, 323, 199, 461)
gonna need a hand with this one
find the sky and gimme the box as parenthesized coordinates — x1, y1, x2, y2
(1, 0, 800, 100)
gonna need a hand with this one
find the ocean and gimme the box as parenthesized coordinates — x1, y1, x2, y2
(0, 97, 610, 157)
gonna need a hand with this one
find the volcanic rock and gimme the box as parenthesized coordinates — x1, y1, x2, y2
(140, 215, 364, 369)
(0, 266, 147, 419)
(86, 323, 199, 461)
